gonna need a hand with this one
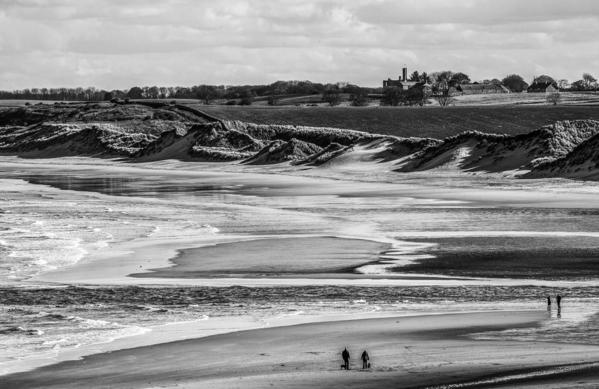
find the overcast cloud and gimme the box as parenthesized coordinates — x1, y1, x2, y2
(0, 0, 598, 89)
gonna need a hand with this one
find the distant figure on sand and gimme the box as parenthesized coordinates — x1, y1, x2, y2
(341, 348, 350, 370)
(547, 296, 551, 310)
(557, 295, 562, 310)
(361, 350, 370, 369)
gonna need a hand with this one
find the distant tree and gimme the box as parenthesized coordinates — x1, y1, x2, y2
(350, 88, 369, 106)
(195, 85, 219, 104)
(435, 94, 455, 107)
(407, 70, 432, 83)
(429, 71, 456, 95)
(408, 71, 420, 82)
(103, 91, 113, 101)
(406, 85, 431, 106)
(322, 89, 342, 106)
(582, 73, 598, 91)
(159, 87, 170, 99)
(501, 74, 528, 92)
(583, 73, 597, 85)
(546, 92, 561, 105)
(533, 75, 556, 84)
(557, 79, 569, 91)
(571, 80, 587, 91)
(146, 86, 160, 99)
(431, 71, 453, 83)
(127, 87, 144, 99)
(112, 89, 127, 99)
(238, 89, 254, 105)
(449, 72, 470, 86)
(381, 87, 405, 106)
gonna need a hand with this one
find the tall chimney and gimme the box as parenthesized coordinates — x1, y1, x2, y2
(402, 67, 408, 82)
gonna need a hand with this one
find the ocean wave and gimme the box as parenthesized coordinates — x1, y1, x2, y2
(200, 224, 220, 233)
(0, 326, 43, 336)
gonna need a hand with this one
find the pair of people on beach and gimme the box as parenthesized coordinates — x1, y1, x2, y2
(547, 294, 562, 310)
(341, 348, 370, 370)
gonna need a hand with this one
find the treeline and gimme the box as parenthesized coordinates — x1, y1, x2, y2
(0, 81, 380, 104)
(1, 72, 596, 105)
(413, 71, 598, 93)
(0, 87, 111, 101)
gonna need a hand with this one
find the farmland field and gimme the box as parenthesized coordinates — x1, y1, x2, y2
(0, 100, 81, 107)
(195, 104, 599, 138)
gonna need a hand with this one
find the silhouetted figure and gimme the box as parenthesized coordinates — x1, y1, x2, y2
(547, 296, 551, 311)
(341, 348, 350, 370)
(556, 295, 562, 310)
(361, 350, 370, 369)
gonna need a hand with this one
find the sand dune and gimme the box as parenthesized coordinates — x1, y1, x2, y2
(3, 102, 599, 179)
(527, 130, 599, 180)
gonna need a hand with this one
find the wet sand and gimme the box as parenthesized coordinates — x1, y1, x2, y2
(4, 311, 599, 389)
(134, 236, 390, 278)
(395, 236, 599, 279)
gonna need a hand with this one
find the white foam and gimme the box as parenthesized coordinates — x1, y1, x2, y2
(355, 240, 438, 275)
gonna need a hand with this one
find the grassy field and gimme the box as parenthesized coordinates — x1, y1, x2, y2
(193, 105, 599, 138)
(452, 91, 599, 106)
(0, 100, 80, 107)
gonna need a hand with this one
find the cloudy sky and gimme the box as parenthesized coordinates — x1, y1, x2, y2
(1, 0, 598, 89)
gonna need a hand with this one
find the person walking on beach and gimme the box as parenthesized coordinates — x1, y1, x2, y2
(361, 350, 370, 369)
(557, 295, 562, 310)
(341, 348, 350, 370)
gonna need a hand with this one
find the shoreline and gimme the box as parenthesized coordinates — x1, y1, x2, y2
(6, 310, 599, 388)
(0, 309, 528, 377)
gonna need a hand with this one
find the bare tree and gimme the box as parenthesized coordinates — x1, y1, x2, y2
(546, 92, 561, 105)
(435, 94, 454, 107)
(583, 73, 597, 86)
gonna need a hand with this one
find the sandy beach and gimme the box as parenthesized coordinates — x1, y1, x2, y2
(3, 310, 599, 389)
(3, 158, 599, 388)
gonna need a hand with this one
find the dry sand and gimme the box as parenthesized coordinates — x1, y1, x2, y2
(3, 311, 599, 389)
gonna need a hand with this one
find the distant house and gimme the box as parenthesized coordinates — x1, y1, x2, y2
(527, 81, 558, 93)
(383, 67, 419, 90)
(457, 83, 510, 95)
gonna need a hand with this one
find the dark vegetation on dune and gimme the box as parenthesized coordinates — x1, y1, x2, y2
(525, 127, 599, 180)
(398, 120, 599, 173)
(1, 102, 599, 179)
(0, 102, 214, 157)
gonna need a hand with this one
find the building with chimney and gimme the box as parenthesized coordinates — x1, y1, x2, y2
(383, 67, 420, 90)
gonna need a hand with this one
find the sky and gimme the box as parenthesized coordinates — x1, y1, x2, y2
(0, 0, 598, 89)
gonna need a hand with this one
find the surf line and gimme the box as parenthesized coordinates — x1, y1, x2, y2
(354, 239, 441, 276)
